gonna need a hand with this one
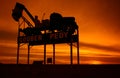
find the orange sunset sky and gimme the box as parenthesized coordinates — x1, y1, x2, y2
(0, 0, 120, 64)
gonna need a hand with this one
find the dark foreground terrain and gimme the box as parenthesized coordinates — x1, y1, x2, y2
(0, 64, 120, 78)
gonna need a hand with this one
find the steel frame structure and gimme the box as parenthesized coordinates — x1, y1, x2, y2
(17, 19, 79, 65)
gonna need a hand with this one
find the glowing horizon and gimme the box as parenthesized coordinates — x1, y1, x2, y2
(0, 0, 120, 64)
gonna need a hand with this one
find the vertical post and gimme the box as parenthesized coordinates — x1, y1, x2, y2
(44, 30, 46, 64)
(77, 28, 79, 64)
(28, 44, 30, 64)
(44, 44, 46, 64)
(53, 43, 55, 64)
(17, 22, 20, 64)
(70, 42, 73, 65)
(17, 43, 20, 64)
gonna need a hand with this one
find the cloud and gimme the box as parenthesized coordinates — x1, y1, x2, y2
(0, 30, 17, 41)
(80, 42, 120, 52)
(80, 56, 120, 64)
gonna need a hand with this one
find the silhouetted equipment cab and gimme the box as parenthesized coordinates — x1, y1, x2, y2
(50, 13, 78, 35)
(12, 2, 78, 36)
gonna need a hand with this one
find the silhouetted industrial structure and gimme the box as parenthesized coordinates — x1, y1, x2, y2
(12, 2, 79, 64)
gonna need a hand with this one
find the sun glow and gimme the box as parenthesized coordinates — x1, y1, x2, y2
(89, 60, 102, 65)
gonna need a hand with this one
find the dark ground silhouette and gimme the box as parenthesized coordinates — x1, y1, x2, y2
(0, 64, 120, 78)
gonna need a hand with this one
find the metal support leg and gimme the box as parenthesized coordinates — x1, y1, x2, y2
(53, 44, 55, 64)
(77, 41, 79, 64)
(44, 44, 46, 64)
(44, 30, 46, 64)
(17, 21, 20, 64)
(17, 43, 20, 64)
(70, 42, 73, 65)
(28, 44, 30, 64)
(77, 28, 80, 64)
